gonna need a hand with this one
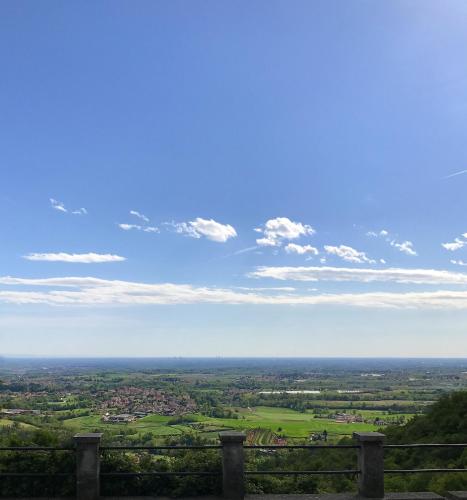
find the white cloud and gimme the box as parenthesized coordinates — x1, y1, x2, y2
(250, 265, 467, 285)
(234, 286, 297, 292)
(3, 275, 467, 309)
(366, 229, 417, 257)
(23, 253, 126, 263)
(390, 240, 417, 256)
(255, 217, 315, 247)
(256, 237, 277, 247)
(50, 198, 87, 215)
(166, 218, 237, 242)
(118, 223, 159, 233)
(190, 218, 237, 242)
(451, 260, 467, 267)
(285, 243, 319, 256)
(324, 245, 375, 264)
(130, 210, 150, 222)
(118, 223, 142, 231)
(72, 208, 87, 215)
(50, 198, 67, 213)
(366, 229, 388, 238)
(442, 238, 466, 251)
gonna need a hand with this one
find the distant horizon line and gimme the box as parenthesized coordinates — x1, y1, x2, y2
(1, 355, 467, 360)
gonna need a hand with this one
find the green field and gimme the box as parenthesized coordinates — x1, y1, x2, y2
(62, 406, 415, 443)
(0, 418, 37, 430)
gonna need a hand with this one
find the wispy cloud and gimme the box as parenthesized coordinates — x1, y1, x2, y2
(250, 265, 467, 285)
(72, 208, 87, 215)
(50, 198, 87, 215)
(390, 240, 417, 256)
(442, 233, 467, 251)
(166, 218, 237, 242)
(23, 253, 126, 263)
(118, 223, 159, 233)
(367, 229, 388, 238)
(130, 210, 149, 222)
(366, 229, 417, 256)
(442, 238, 466, 251)
(119, 211, 158, 233)
(324, 245, 375, 264)
(3, 275, 467, 309)
(232, 246, 259, 256)
(443, 169, 467, 179)
(50, 198, 67, 213)
(255, 217, 315, 247)
(450, 260, 467, 267)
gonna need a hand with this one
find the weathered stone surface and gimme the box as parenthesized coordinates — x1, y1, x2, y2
(220, 431, 246, 500)
(354, 432, 385, 499)
(74, 432, 102, 500)
(446, 493, 467, 500)
(385, 493, 445, 500)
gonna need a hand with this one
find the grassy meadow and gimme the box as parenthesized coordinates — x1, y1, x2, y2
(60, 405, 415, 443)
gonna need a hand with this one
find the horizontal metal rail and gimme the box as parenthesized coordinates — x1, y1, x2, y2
(0, 447, 73, 451)
(245, 444, 358, 449)
(101, 471, 220, 477)
(385, 443, 467, 449)
(245, 469, 360, 475)
(0, 472, 75, 477)
(384, 468, 467, 474)
(101, 445, 221, 450)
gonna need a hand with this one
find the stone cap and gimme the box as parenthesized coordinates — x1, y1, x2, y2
(74, 432, 103, 443)
(353, 431, 385, 442)
(219, 431, 246, 443)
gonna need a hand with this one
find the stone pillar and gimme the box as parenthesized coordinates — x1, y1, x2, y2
(219, 431, 246, 500)
(353, 432, 385, 499)
(74, 433, 102, 500)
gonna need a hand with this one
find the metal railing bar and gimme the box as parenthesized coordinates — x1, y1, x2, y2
(385, 444, 467, 449)
(245, 469, 360, 475)
(0, 472, 75, 477)
(100, 471, 221, 477)
(0, 447, 73, 451)
(384, 468, 467, 474)
(101, 445, 221, 450)
(245, 444, 358, 449)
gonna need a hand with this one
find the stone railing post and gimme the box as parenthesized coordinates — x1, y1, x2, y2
(353, 432, 385, 499)
(219, 431, 246, 500)
(74, 433, 102, 500)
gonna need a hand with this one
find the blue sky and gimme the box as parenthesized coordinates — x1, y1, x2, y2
(2, 1, 467, 356)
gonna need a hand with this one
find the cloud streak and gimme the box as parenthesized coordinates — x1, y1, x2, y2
(2, 275, 467, 309)
(444, 169, 467, 179)
(130, 210, 150, 222)
(50, 199, 87, 215)
(250, 265, 467, 285)
(23, 253, 126, 263)
(118, 223, 159, 233)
